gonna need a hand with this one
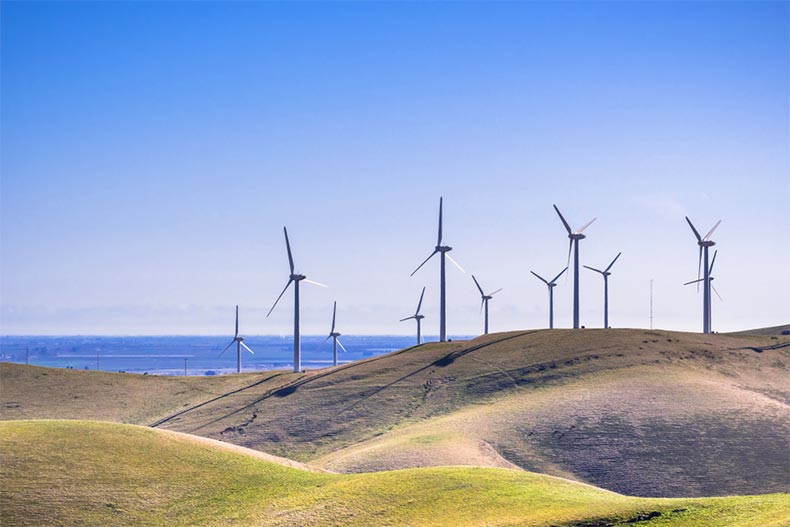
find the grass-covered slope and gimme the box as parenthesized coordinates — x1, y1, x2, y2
(0, 362, 286, 424)
(2, 420, 788, 527)
(2, 329, 788, 497)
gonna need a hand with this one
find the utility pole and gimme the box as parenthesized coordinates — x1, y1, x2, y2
(649, 279, 654, 330)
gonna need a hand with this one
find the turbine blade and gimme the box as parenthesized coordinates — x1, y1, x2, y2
(337, 339, 348, 353)
(267, 279, 293, 317)
(604, 252, 622, 273)
(447, 253, 466, 274)
(283, 226, 295, 274)
(480, 298, 485, 314)
(331, 301, 337, 333)
(303, 279, 328, 288)
(240, 342, 255, 355)
(576, 217, 597, 233)
(583, 265, 604, 274)
(553, 204, 572, 234)
(566, 239, 573, 269)
(711, 282, 723, 301)
(697, 246, 702, 293)
(551, 267, 569, 284)
(686, 217, 702, 242)
(703, 220, 721, 241)
(684, 278, 705, 286)
(218, 339, 235, 358)
(709, 250, 717, 274)
(235, 305, 239, 338)
(400, 315, 416, 322)
(490, 288, 503, 296)
(416, 286, 426, 314)
(530, 271, 549, 285)
(437, 196, 443, 246)
(411, 250, 438, 276)
(472, 274, 485, 296)
(324, 335, 331, 342)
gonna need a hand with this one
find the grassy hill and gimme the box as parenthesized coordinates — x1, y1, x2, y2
(2, 328, 788, 497)
(2, 420, 788, 527)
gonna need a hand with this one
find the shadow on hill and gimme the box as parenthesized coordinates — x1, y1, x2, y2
(179, 331, 537, 433)
(340, 331, 537, 413)
(161, 341, 427, 432)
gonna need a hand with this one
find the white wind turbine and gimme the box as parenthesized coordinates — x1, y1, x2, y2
(411, 197, 465, 342)
(530, 267, 567, 329)
(400, 286, 426, 345)
(218, 305, 255, 373)
(584, 252, 622, 328)
(471, 275, 502, 335)
(553, 204, 596, 329)
(267, 227, 327, 373)
(324, 301, 347, 367)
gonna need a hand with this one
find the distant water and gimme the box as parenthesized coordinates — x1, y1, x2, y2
(0, 335, 470, 376)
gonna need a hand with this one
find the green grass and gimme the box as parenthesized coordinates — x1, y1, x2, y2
(2, 420, 788, 527)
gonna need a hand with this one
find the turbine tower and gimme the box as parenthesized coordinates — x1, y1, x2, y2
(554, 205, 596, 329)
(685, 216, 721, 334)
(530, 267, 567, 329)
(471, 275, 502, 335)
(411, 197, 465, 342)
(219, 305, 255, 373)
(400, 286, 426, 345)
(684, 249, 723, 333)
(583, 252, 622, 328)
(267, 227, 327, 373)
(324, 301, 347, 367)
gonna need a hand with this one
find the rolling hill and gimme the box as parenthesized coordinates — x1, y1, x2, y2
(2, 328, 788, 498)
(1, 420, 788, 527)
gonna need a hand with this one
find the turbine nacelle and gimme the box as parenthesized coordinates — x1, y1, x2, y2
(569, 232, 587, 241)
(290, 273, 307, 281)
(437, 245, 453, 252)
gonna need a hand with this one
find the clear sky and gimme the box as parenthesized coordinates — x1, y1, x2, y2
(1, 1, 788, 335)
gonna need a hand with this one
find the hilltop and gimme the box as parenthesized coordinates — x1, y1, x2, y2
(2, 420, 788, 527)
(2, 328, 788, 497)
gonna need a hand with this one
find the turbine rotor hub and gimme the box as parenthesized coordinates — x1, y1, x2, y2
(437, 245, 452, 252)
(291, 274, 306, 281)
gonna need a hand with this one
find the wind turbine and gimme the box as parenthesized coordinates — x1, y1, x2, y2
(530, 267, 567, 329)
(400, 286, 426, 345)
(471, 275, 502, 335)
(324, 301, 347, 367)
(410, 197, 465, 342)
(267, 226, 327, 373)
(685, 216, 721, 334)
(219, 305, 255, 373)
(554, 204, 596, 329)
(684, 249, 723, 333)
(583, 252, 622, 328)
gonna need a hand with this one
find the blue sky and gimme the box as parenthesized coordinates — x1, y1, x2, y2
(2, 1, 788, 335)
